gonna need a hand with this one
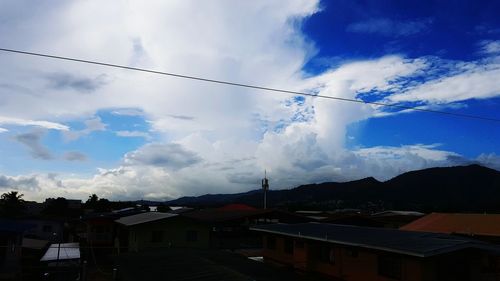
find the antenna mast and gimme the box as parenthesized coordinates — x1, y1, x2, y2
(261, 170, 269, 209)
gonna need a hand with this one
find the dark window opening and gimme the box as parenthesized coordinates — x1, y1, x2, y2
(266, 236, 276, 250)
(378, 254, 402, 280)
(319, 246, 335, 264)
(186, 230, 198, 242)
(346, 248, 358, 258)
(284, 239, 294, 255)
(151, 230, 163, 243)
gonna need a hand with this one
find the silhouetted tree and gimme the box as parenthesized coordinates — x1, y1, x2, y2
(85, 194, 99, 207)
(0, 191, 25, 217)
(43, 197, 69, 215)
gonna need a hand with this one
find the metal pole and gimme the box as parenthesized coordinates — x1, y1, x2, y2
(264, 189, 267, 210)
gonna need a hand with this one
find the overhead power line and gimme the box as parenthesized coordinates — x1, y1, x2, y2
(0, 47, 499, 123)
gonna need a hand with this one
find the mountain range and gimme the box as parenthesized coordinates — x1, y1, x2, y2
(166, 165, 500, 212)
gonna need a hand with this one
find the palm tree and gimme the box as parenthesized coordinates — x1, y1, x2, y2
(0, 191, 25, 217)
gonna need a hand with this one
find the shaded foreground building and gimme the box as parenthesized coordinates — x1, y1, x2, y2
(251, 223, 500, 281)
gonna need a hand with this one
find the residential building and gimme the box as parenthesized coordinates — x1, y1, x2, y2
(181, 207, 310, 249)
(401, 213, 500, 244)
(251, 222, 500, 281)
(371, 210, 425, 228)
(0, 220, 34, 280)
(115, 212, 211, 252)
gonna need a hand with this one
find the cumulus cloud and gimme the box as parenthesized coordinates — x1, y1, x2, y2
(0, 174, 40, 193)
(124, 143, 201, 170)
(346, 18, 433, 37)
(0, 1, 498, 201)
(63, 117, 107, 141)
(13, 131, 53, 160)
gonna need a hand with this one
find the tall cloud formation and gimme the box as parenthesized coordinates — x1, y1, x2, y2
(0, 1, 498, 201)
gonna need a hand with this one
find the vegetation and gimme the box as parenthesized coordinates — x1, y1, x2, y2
(0, 191, 25, 217)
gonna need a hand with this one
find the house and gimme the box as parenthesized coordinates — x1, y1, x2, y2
(40, 242, 81, 281)
(251, 222, 500, 281)
(23, 218, 66, 242)
(115, 212, 212, 252)
(181, 208, 310, 249)
(76, 208, 144, 249)
(371, 210, 425, 228)
(0, 220, 34, 279)
(400, 213, 500, 244)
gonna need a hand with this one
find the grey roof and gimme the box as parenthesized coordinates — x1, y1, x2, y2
(250, 223, 497, 257)
(115, 212, 178, 226)
(41, 243, 80, 261)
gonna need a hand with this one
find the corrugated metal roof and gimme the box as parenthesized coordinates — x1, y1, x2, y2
(372, 210, 425, 217)
(40, 243, 80, 261)
(115, 212, 178, 226)
(251, 222, 495, 257)
(182, 209, 272, 222)
(400, 213, 500, 236)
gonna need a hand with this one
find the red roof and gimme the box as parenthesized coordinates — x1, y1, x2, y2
(217, 204, 257, 211)
(400, 213, 500, 237)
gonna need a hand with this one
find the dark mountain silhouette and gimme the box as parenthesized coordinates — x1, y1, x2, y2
(167, 165, 500, 212)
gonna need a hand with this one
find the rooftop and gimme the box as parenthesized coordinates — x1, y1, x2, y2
(372, 210, 425, 217)
(40, 243, 80, 261)
(251, 222, 495, 257)
(400, 213, 500, 236)
(115, 212, 178, 226)
(181, 209, 272, 223)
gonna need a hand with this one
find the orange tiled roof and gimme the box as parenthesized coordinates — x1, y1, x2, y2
(400, 213, 500, 237)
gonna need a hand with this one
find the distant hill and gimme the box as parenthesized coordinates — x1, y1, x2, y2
(166, 165, 500, 212)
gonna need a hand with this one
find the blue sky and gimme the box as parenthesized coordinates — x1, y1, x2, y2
(0, 0, 498, 201)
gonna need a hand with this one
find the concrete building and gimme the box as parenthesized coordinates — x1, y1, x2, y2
(115, 212, 211, 252)
(251, 223, 500, 281)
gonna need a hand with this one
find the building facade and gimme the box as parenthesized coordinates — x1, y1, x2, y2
(252, 223, 500, 281)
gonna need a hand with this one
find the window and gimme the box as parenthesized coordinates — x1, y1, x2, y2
(266, 236, 276, 250)
(151, 230, 163, 243)
(319, 246, 335, 264)
(186, 230, 198, 242)
(284, 239, 294, 255)
(378, 255, 402, 280)
(295, 241, 304, 249)
(346, 248, 358, 258)
(42, 225, 53, 233)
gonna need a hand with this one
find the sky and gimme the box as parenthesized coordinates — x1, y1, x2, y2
(0, 0, 499, 201)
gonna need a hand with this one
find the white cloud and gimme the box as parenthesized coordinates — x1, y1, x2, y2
(0, 116, 69, 130)
(115, 130, 151, 139)
(124, 143, 201, 170)
(0, 1, 498, 201)
(479, 40, 500, 55)
(388, 60, 500, 104)
(63, 117, 107, 141)
(0, 128, 8, 133)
